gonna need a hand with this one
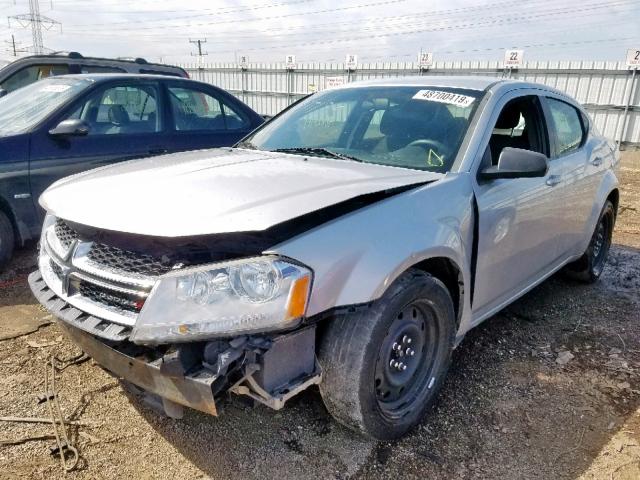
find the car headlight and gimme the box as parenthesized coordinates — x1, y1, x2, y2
(130, 256, 312, 344)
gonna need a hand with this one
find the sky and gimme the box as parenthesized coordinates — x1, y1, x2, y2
(0, 0, 639, 65)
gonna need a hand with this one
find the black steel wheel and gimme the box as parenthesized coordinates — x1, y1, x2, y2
(319, 269, 455, 440)
(374, 300, 440, 420)
(565, 200, 615, 283)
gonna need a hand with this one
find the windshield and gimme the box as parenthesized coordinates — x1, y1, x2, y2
(0, 77, 92, 136)
(240, 86, 483, 172)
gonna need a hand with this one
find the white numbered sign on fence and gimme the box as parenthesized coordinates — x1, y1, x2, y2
(239, 55, 249, 69)
(325, 76, 345, 90)
(503, 49, 524, 69)
(286, 54, 296, 70)
(345, 54, 358, 70)
(626, 48, 640, 68)
(418, 52, 433, 69)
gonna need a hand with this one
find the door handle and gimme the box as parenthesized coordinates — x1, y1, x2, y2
(546, 175, 562, 187)
(591, 157, 603, 167)
(149, 147, 168, 155)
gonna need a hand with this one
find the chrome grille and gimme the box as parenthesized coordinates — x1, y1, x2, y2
(50, 258, 63, 280)
(54, 219, 79, 250)
(87, 242, 174, 277)
(78, 281, 145, 314)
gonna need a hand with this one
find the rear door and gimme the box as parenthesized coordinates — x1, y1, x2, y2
(29, 79, 167, 220)
(164, 81, 256, 151)
(541, 96, 600, 257)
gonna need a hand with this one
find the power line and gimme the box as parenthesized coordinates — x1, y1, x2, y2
(188, 2, 640, 54)
(64, 0, 410, 32)
(52, 0, 577, 38)
(61, 0, 318, 21)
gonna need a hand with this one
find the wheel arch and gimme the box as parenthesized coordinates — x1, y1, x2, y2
(403, 256, 464, 328)
(607, 188, 619, 218)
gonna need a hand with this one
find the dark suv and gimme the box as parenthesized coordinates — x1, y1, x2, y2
(0, 52, 188, 95)
(0, 74, 264, 267)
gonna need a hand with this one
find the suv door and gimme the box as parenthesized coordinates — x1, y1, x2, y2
(28, 80, 167, 220)
(472, 92, 569, 321)
(165, 82, 255, 151)
(542, 96, 598, 256)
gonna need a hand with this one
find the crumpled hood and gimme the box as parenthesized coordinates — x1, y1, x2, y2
(40, 148, 442, 237)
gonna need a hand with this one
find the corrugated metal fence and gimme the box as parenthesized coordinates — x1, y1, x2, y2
(181, 60, 640, 147)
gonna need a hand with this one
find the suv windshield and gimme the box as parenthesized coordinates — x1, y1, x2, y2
(0, 77, 92, 136)
(240, 86, 483, 172)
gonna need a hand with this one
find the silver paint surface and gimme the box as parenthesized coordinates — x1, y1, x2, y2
(40, 148, 442, 237)
(38, 78, 619, 340)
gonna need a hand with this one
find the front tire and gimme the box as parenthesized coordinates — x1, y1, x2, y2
(565, 200, 615, 283)
(318, 269, 455, 440)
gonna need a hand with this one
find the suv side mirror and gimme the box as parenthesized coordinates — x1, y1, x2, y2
(0, 89, 8, 99)
(49, 119, 90, 137)
(479, 147, 548, 180)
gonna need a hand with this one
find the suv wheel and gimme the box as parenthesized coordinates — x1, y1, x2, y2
(318, 269, 455, 440)
(0, 210, 14, 270)
(565, 200, 615, 283)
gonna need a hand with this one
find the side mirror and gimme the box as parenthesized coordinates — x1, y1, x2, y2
(479, 147, 548, 180)
(49, 119, 90, 137)
(0, 89, 8, 99)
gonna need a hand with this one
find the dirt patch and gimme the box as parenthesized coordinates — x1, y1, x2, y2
(0, 153, 639, 479)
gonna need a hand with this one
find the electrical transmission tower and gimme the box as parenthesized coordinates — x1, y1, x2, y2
(8, 0, 61, 54)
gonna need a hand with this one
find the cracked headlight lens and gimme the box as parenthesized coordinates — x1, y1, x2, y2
(130, 256, 312, 344)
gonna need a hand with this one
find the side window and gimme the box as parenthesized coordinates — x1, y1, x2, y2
(1, 64, 70, 93)
(80, 65, 126, 74)
(546, 98, 584, 155)
(487, 96, 546, 166)
(169, 87, 225, 131)
(66, 84, 160, 135)
(222, 103, 249, 130)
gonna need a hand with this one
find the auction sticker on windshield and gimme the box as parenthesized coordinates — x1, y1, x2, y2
(41, 84, 72, 93)
(412, 89, 475, 107)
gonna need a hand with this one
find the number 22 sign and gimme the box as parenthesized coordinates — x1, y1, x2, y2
(627, 49, 640, 68)
(504, 49, 524, 69)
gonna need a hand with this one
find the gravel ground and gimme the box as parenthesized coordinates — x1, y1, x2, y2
(1, 152, 639, 480)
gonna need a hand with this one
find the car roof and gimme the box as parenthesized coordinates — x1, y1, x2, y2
(45, 73, 194, 82)
(336, 75, 558, 92)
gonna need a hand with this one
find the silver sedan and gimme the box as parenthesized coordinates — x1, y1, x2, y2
(31, 76, 619, 440)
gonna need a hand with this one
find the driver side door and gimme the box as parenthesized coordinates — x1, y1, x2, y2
(471, 91, 568, 322)
(29, 80, 166, 221)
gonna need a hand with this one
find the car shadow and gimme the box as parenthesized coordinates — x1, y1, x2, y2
(125, 244, 640, 479)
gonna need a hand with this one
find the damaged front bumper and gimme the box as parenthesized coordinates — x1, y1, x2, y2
(29, 270, 219, 415)
(28, 270, 320, 418)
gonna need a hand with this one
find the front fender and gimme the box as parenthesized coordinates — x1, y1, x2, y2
(270, 174, 475, 330)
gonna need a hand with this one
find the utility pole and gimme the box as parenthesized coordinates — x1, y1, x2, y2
(189, 38, 208, 65)
(8, 0, 61, 55)
(5, 34, 23, 56)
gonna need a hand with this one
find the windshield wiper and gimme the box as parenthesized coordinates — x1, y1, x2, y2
(271, 147, 363, 163)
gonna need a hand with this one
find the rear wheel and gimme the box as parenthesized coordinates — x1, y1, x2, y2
(565, 200, 615, 283)
(318, 269, 455, 440)
(0, 210, 15, 270)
